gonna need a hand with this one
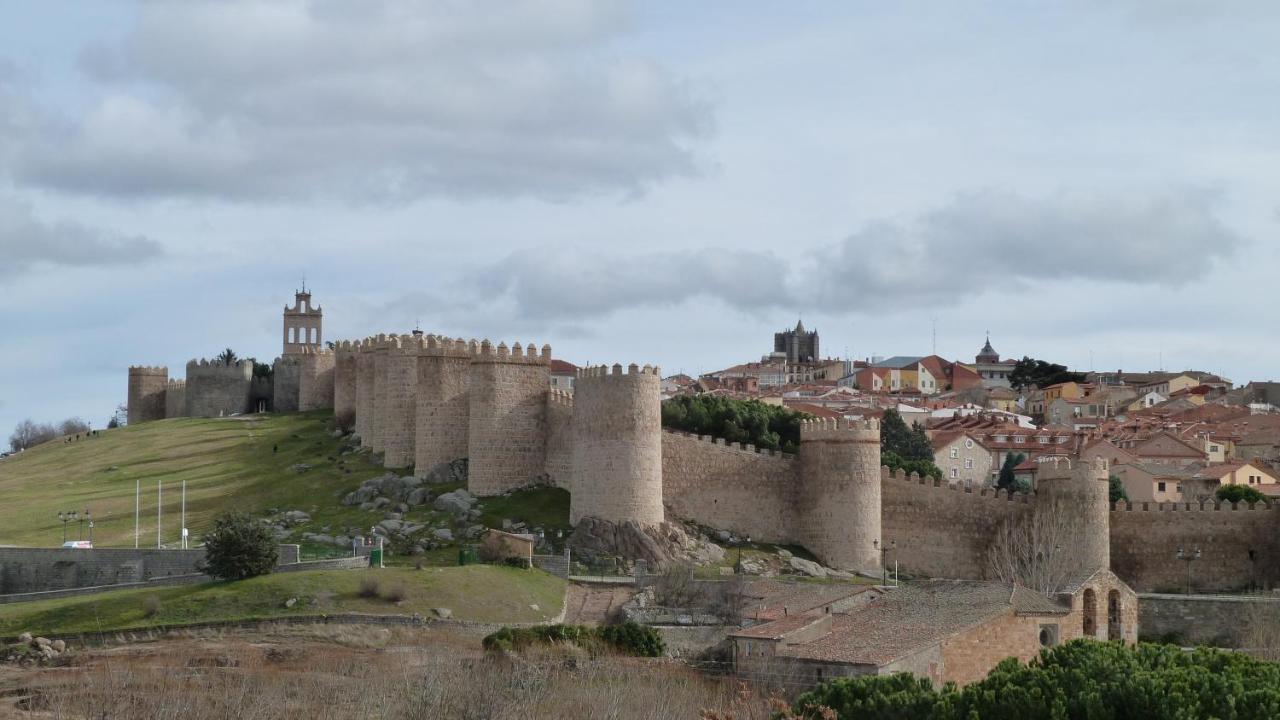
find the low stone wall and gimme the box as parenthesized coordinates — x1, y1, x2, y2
(0, 546, 351, 596)
(1137, 592, 1280, 647)
(0, 548, 205, 594)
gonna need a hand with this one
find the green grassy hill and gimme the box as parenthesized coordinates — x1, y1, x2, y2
(0, 566, 565, 636)
(0, 412, 388, 548)
(0, 411, 570, 558)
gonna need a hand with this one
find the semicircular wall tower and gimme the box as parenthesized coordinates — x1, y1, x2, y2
(569, 364, 664, 526)
(797, 418, 882, 574)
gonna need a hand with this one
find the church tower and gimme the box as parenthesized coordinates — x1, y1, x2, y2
(283, 285, 323, 355)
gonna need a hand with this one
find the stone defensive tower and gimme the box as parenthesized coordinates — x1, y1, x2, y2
(353, 338, 376, 442)
(297, 345, 336, 412)
(164, 379, 186, 419)
(282, 287, 322, 356)
(797, 418, 882, 573)
(127, 366, 168, 425)
(569, 364, 664, 526)
(414, 336, 473, 477)
(1036, 456, 1111, 577)
(333, 341, 358, 419)
(467, 340, 551, 496)
(379, 335, 420, 468)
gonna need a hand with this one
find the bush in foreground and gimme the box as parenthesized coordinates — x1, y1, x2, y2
(483, 622, 665, 657)
(201, 512, 279, 581)
(790, 640, 1280, 720)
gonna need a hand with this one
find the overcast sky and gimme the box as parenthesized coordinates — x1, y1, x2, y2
(2, 1, 1278, 432)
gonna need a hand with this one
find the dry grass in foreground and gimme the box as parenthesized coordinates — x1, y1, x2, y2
(0, 624, 782, 720)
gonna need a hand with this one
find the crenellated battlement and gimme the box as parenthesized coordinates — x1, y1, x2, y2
(799, 416, 880, 443)
(880, 466, 1034, 504)
(128, 366, 168, 376)
(166, 379, 185, 389)
(470, 339, 552, 365)
(548, 389, 574, 408)
(186, 358, 255, 376)
(662, 428, 796, 460)
(1112, 499, 1277, 513)
(576, 363, 662, 379)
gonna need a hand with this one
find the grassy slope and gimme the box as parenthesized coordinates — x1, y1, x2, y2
(0, 566, 566, 635)
(0, 412, 389, 548)
(0, 412, 572, 556)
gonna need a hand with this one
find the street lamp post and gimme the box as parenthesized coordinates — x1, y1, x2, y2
(874, 539, 896, 585)
(86, 510, 94, 545)
(57, 510, 78, 544)
(735, 535, 752, 574)
(1176, 547, 1201, 595)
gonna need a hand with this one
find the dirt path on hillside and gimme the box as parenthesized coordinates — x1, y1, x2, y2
(561, 582, 636, 625)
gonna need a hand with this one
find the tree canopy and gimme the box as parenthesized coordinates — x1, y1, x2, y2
(1008, 356, 1086, 391)
(790, 640, 1280, 720)
(997, 452, 1025, 492)
(201, 511, 279, 581)
(661, 395, 809, 454)
(1110, 474, 1130, 503)
(881, 409, 942, 480)
(1217, 484, 1267, 505)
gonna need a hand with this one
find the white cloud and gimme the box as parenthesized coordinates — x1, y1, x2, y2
(15, 0, 711, 202)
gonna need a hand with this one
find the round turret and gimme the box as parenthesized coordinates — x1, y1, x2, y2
(467, 340, 551, 495)
(797, 418, 883, 574)
(127, 366, 169, 425)
(415, 336, 472, 478)
(569, 364, 664, 526)
(1035, 456, 1111, 576)
(381, 337, 420, 469)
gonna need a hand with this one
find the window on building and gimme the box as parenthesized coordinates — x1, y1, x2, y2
(1014, 436, 1023, 443)
(965, 459, 973, 469)
(951, 468, 959, 478)
(1039, 624, 1060, 648)
(1157, 481, 1166, 492)
(965, 439, 974, 449)
(1177, 484, 1183, 493)
(950, 448, 959, 459)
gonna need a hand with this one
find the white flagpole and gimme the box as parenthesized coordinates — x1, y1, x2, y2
(134, 479, 140, 549)
(157, 480, 162, 549)
(181, 479, 187, 549)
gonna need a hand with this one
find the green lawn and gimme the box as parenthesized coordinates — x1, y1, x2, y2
(0, 412, 387, 548)
(0, 566, 566, 636)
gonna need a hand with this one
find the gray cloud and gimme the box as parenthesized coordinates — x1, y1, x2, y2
(425, 188, 1243, 324)
(0, 196, 163, 278)
(815, 189, 1241, 307)
(15, 0, 710, 203)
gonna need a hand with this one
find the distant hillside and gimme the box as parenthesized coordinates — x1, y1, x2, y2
(0, 412, 388, 549)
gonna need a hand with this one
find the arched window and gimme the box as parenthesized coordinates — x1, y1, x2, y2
(288, 327, 295, 344)
(1082, 588, 1098, 637)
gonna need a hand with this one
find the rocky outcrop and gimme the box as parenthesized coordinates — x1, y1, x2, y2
(569, 517, 724, 569)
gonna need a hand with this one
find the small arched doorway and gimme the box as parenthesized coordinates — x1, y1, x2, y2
(1107, 589, 1122, 640)
(1082, 588, 1097, 638)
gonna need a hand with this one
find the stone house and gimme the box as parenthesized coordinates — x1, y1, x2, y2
(932, 431, 994, 486)
(1112, 463, 1199, 503)
(730, 574, 1137, 689)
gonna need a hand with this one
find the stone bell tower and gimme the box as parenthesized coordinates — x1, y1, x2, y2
(283, 283, 323, 356)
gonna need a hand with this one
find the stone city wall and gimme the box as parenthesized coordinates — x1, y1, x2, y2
(273, 356, 301, 413)
(881, 469, 1030, 581)
(544, 390, 574, 490)
(1137, 592, 1280, 646)
(1110, 501, 1280, 593)
(333, 342, 358, 420)
(354, 340, 376, 442)
(164, 379, 186, 419)
(184, 359, 254, 418)
(661, 430, 798, 543)
(297, 347, 336, 412)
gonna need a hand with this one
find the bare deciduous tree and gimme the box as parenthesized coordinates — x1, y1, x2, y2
(59, 417, 91, 436)
(986, 501, 1076, 595)
(8, 419, 57, 452)
(1241, 602, 1280, 661)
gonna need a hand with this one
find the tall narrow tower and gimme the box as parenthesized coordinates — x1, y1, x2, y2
(283, 286, 322, 355)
